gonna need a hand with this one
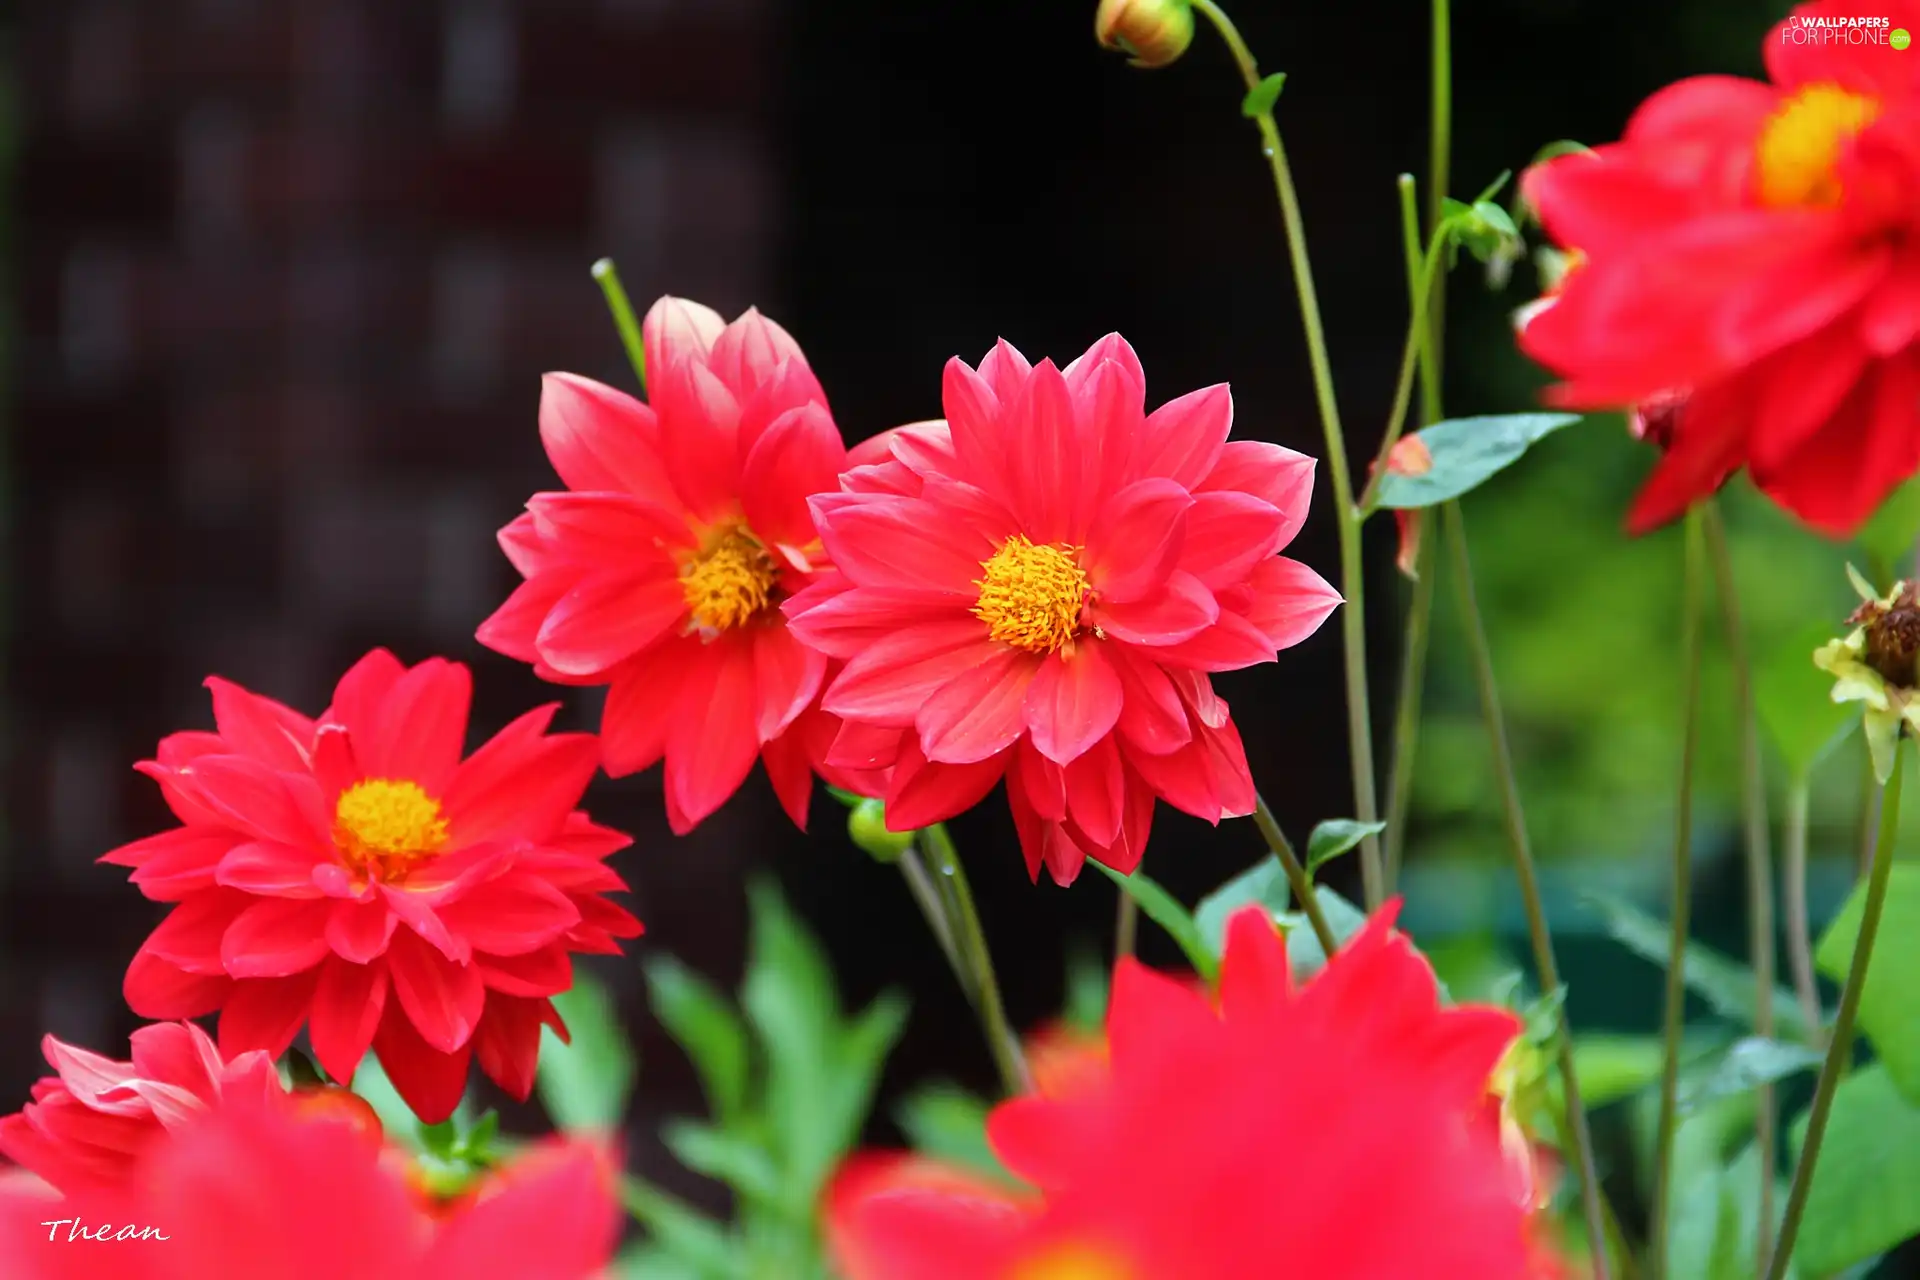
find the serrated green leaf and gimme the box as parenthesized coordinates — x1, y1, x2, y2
(1239, 72, 1285, 117)
(1304, 819, 1386, 875)
(1677, 1037, 1823, 1116)
(1093, 862, 1217, 980)
(661, 1119, 782, 1206)
(646, 955, 751, 1125)
(1758, 620, 1857, 778)
(741, 878, 843, 1202)
(896, 1084, 1010, 1183)
(1586, 892, 1817, 1041)
(814, 992, 910, 1195)
(460, 1110, 500, 1161)
(538, 967, 637, 1132)
(621, 1175, 738, 1277)
(1277, 886, 1370, 979)
(418, 1118, 458, 1156)
(1193, 856, 1288, 960)
(1375, 414, 1583, 509)
(1793, 1064, 1920, 1275)
(1817, 862, 1920, 1102)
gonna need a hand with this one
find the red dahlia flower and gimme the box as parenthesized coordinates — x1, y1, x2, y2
(827, 903, 1550, 1279)
(785, 336, 1340, 883)
(478, 296, 866, 831)
(1521, 0, 1920, 535)
(105, 649, 642, 1123)
(0, 1023, 282, 1196)
(0, 1102, 618, 1280)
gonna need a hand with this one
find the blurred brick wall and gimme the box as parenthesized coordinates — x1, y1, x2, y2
(6, 0, 780, 1193)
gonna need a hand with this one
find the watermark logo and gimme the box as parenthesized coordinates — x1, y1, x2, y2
(40, 1218, 170, 1244)
(1781, 14, 1896, 45)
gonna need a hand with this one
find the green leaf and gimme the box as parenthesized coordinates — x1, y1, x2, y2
(1374, 414, 1583, 509)
(621, 1175, 738, 1277)
(1587, 892, 1817, 1041)
(1304, 819, 1386, 875)
(1277, 886, 1370, 979)
(1239, 73, 1285, 118)
(1678, 1037, 1824, 1116)
(1192, 856, 1289, 960)
(1793, 1064, 1920, 1276)
(1856, 475, 1920, 571)
(1817, 862, 1920, 1102)
(538, 968, 637, 1132)
(1570, 1034, 1666, 1110)
(895, 1084, 1010, 1182)
(1092, 862, 1217, 980)
(1063, 944, 1109, 1033)
(1757, 620, 1857, 778)
(418, 1119, 458, 1157)
(661, 1119, 782, 1206)
(741, 878, 843, 1202)
(645, 955, 752, 1124)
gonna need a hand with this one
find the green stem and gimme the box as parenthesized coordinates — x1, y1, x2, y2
(1702, 502, 1777, 1270)
(1115, 883, 1140, 961)
(1783, 779, 1826, 1046)
(1252, 795, 1339, 956)
(1191, 0, 1383, 909)
(1356, 229, 1449, 516)
(1651, 510, 1707, 1280)
(590, 258, 647, 391)
(1442, 500, 1610, 1278)
(1425, 0, 1451, 388)
(920, 823, 1033, 1097)
(1856, 753, 1880, 878)
(1769, 737, 1908, 1279)
(898, 848, 969, 999)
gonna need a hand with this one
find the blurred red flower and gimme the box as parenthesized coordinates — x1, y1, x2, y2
(105, 649, 642, 1123)
(1521, 0, 1920, 535)
(786, 336, 1339, 884)
(0, 1101, 618, 1280)
(478, 296, 873, 831)
(0, 1023, 282, 1196)
(827, 903, 1549, 1279)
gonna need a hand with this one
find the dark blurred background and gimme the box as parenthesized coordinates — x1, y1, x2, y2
(5, 0, 1863, 1220)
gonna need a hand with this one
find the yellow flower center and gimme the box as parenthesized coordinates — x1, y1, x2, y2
(973, 536, 1089, 654)
(680, 526, 779, 633)
(1010, 1244, 1134, 1280)
(333, 779, 449, 880)
(1754, 83, 1881, 208)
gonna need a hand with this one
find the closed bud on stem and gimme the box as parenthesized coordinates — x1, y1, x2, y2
(1095, 0, 1194, 68)
(1816, 566, 1920, 782)
(849, 798, 915, 863)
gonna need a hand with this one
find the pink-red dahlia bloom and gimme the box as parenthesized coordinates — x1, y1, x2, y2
(105, 649, 642, 1123)
(0, 1101, 618, 1280)
(785, 336, 1340, 883)
(478, 296, 870, 832)
(0, 1023, 282, 1196)
(827, 903, 1550, 1279)
(1520, 0, 1920, 535)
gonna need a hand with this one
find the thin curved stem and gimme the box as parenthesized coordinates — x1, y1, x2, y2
(590, 258, 647, 391)
(918, 824, 1032, 1097)
(1769, 737, 1908, 1279)
(1190, 0, 1382, 909)
(1702, 502, 1777, 1269)
(898, 849, 967, 997)
(1115, 884, 1140, 961)
(1425, 0, 1452, 388)
(1356, 231, 1450, 517)
(1252, 795, 1339, 956)
(1442, 500, 1610, 1277)
(1783, 779, 1826, 1046)
(1651, 510, 1707, 1279)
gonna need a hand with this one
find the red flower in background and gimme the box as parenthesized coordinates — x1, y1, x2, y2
(1521, 0, 1920, 535)
(827, 904, 1549, 1279)
(786, 336, 1340, 884)
(0, 1023, 282, 1196)
(106, 649, 642, 1123)
(478, 296, 871, 832)
(0, 1102, 619, 1280)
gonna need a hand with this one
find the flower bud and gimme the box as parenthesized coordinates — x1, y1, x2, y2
(1095, 0, 1194, 69)
(1815, 568, 1920, 782)
(849, 798, 915, 863)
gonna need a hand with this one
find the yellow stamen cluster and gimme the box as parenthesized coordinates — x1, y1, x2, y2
(973, 536, 1089, 654)
(681, 526, 779, 633)
(333, 778, 449, 880)
(1010, 1244, 1134, 1280)
(1755, 83, 1880, 208)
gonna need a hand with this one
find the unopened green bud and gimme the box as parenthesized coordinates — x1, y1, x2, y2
(849, 798, 915, 863)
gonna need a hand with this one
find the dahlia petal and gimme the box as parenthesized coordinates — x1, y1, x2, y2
(1023, 644, 1124, 766)
(204, 677, 314, 772)
(1200, 440, 1317, 548)
(1126, 737, 1219, 824)
(1011, 740, 1068, 822)
(105, 827, 239, 901)
(1084, 478, 1191, 603)
(324, 648, 406, 741)
(1860, 249, 1920, 357)
(443, 709, 596, 845)
(655, 356, 743, 524)
(1062, 734, 1125, 848)
(816, 496, 994, 596)
(476, 574, 571, 665)
(498, 510, 553, 575)
(1748, 334, 1875, 473)
(144, 889, 253, 975)
(975, 338, 1034, 401)
(371, 1002, 474, 1126)
(1241, 556, 1343, 651)
(1217, 904, 1295, 1024)
(1062, 333, 1146, 401)
(388, 928, 486, 1054)
(309, 956, 389, 1086)
(538, 372, 680, 509)
(534, 568, 688, 678)
(358, 657, 472, 796)
(1196, 715, 1257, 819)
(40, 1039, 143, 1113)
(753, 621, 829, 744)
(917, 646, 1043, 765)
(884, 418, 961, 481)
(1137, 607, 1276, 672)
(985, 1095, 1106, 1193)
(664, 634, 762, 832)
(1760, 356, 1920, 535)
(379, 888, 471, 964)
(782, 574, 934, 660)
(221, 897, 334, 978)
(470, 994, 551, 1102)
(1091, 570, 1219, 648)
(427, 1135, 622, 1276)
(215, 840, 328, 898)
(478, 947, 574, 998)
(711, 305, 816, 395)
(825, 622, 1003, 727)
(218, 970, 320, 1061)
(1624, 385, 1751, 534)
(1106, 956, 1220, 1079)
(940, 356, 1010, 500)
(183, 755, 330, 851)
(327, 897, 400, 965)
(1181, 492, 1285, 590)
(528, 490, 690, 556)
(309, 724, 360, 799)
(599, 635, 697, 776)
(642, 295, 727, 366)
(827, 717, 907, 772)
(827, 1154, 1033, 1280)
(435, 876, 581, 957)
(885, 739, 1007, 831)
(1072, 355, 1148, 520)
(124, 948, 231, 1020)
(762, 717, 818, 828)
(1098, 766, 1157, 876)
(1005, 359, 1080, 543)
(1136, 384, 1232, 490)
(1105, 646, 1191, 756)
(128, 1021, 226, 1106)
(741, 403, 847, 550)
